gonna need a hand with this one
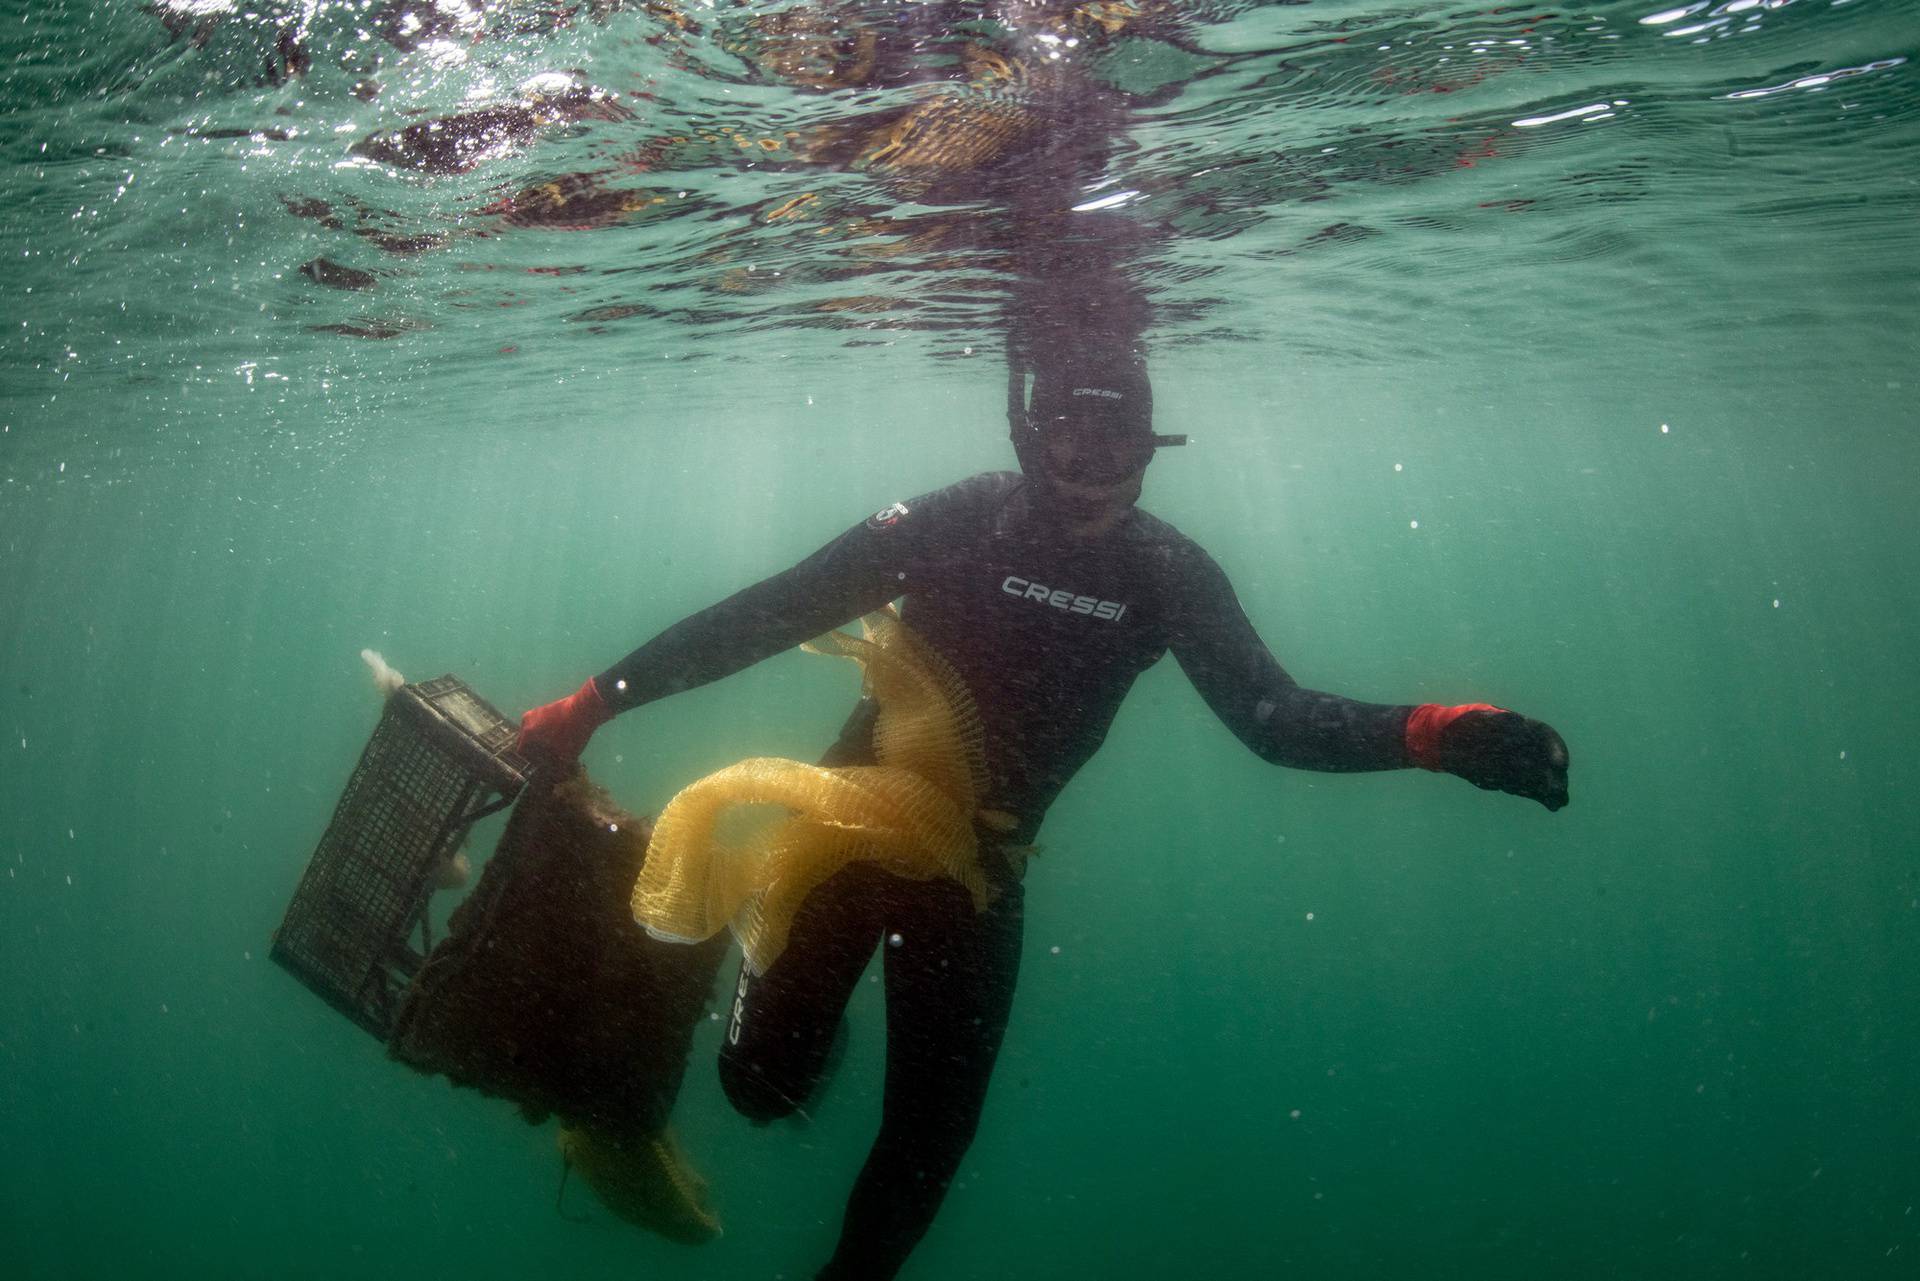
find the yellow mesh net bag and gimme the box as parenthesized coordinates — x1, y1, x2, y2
(635, 608, 1001, 973)
(558, 1123, 722, 1245)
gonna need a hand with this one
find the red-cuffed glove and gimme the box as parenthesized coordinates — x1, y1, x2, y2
(516, 677, 612, 766)
(1407, 702, 1570, 811)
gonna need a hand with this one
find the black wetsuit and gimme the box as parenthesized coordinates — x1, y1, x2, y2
(596, 471, 1416, 1280)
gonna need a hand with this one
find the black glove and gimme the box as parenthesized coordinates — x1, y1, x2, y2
(1431, 709, 1569, 811)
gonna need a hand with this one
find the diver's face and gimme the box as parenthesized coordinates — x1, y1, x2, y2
(1039, 428, 1148, 537)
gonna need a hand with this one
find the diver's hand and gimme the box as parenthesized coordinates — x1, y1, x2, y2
(516, 676, 611, 766)
(1408, 703, 1570, 811)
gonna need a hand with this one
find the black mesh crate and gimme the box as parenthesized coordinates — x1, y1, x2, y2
(272, 676, 530, 1039)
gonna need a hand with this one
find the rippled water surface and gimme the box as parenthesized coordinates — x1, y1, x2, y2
(3, 3, 1917, 1279)
(8, 0, 1915, 397)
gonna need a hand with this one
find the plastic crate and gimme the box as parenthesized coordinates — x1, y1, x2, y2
(272, 676, 529, 1038)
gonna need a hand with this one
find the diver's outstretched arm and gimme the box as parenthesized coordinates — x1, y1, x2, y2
(1168, 544, 1568, 809)
(518, 476, 999, 765)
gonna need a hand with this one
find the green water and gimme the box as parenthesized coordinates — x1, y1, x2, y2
(3, 3, 1917, 1278)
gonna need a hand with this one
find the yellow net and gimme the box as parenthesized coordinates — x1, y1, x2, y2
(634, 609, 994, 974)
(558, 1123, 722, 1244)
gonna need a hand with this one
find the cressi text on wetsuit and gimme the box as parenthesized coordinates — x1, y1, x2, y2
(592, 470, 1417, 1280)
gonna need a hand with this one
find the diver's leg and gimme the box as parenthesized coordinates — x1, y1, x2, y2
(718, 862, 888, 1123)
(816, 874, 1026, 1280)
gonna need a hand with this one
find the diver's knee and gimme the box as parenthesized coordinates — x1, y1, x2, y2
(720, 1056, 800, 1125)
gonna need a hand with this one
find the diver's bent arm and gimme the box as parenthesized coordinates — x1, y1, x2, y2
(592, 476, 996, 714)
(595, 523, 907, 714)
(1169, 548, 1413, 772)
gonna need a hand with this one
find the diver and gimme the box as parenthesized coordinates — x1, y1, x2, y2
(517, 341, 1570, 1280)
